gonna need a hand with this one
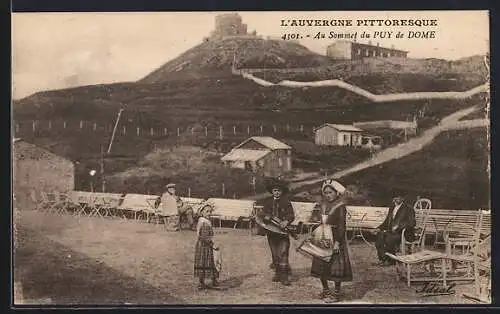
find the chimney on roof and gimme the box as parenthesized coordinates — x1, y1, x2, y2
(368, 40, 372, 45)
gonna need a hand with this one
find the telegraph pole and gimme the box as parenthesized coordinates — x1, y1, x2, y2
(108, 108, 124, 154)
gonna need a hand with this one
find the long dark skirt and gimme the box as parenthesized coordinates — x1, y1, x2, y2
(310, 236, 353, 282)
(194, 239, 218, 279)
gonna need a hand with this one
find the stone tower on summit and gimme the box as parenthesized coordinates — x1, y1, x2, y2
(210, 13, 249, 39)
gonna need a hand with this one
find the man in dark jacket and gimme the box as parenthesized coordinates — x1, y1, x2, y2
(258, 177, 295, 286)
(374, 196, 416, 266)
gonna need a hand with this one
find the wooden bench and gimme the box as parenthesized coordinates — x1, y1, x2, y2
(204, 198, 255, 229)
(416, 209, 490, 246)
(347, 206, 387, 231)
(117, 194, 161, 221)
(290, 201, 319, 233)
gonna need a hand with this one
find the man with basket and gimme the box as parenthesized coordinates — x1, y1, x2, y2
(256, 177, 295, 286)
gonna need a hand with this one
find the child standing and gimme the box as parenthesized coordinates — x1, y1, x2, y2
(194, 204, 219, 290)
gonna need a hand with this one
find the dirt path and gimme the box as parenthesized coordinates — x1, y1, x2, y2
(16, 210, 469, 305)
(238, 71, 488, 102)
(247, 106, 488, 201)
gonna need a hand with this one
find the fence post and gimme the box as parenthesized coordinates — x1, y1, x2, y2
(123, 125, 127, 135)
(93, 122, 97, 131)
(48, 120, 52, 130)
(260, 125, 263, 134)
(164, 128, 168, 136)
(191, 127, 195, 135)
(32, 120, 36, 133)
(219, 126, 223, 140)
(150, 127, 154, 136)
(286, 124, 290, 132)
(222, 183, 225, 196)
(80, 120, 83, 129)
(188, 187, 191, 197)
(205, 127, 208, 137)
(300, 125, 304, 132)
(136, 127, 140, 136)
(63, 121, 67, 129)
(233, 126, 236, 135)
(273, 125, 277, 133)
(247, 125, 250, 135)
(177, 127, 180, 137)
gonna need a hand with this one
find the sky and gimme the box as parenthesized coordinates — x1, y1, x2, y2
(12, 11, 489, 99)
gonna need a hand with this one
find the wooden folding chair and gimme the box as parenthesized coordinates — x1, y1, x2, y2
(444, 210, 485, 275)
(386, 250, 447, 288)
(74, 193, 94, 217)
(54, 192, 74, 215)
(28, 190, 43, 212)
(401, 202, 431, 255)
(39, 191, 60, 215)
(462, 220, 491, 303)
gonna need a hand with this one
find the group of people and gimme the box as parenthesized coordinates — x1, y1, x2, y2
(257, 177, 353, 301)
(160, 178, 416, 301)
(256, 177, 416, 301)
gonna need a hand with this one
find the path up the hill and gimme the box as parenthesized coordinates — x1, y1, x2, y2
(246, 106, 488, 201)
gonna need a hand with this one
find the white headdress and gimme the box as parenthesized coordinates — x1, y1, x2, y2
(322, 179, 346, 194)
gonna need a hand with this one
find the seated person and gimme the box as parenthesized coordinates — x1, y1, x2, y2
(374, 196, 416, 266)
(159, 183, 195, 231)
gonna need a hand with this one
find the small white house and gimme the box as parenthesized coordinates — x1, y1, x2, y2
(314, 124, 363, 147)
(221, 136, 292, 177)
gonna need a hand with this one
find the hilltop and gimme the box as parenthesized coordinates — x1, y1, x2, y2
(13, 39, 487, 125)
(140, 37, 336, 84)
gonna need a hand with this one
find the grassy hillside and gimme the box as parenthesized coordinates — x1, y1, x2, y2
(300, 129, 489, 210)
(103, 145, 268, 198)
(12, 37, 489, 208)
(251, 55, 488, 93)
(140, 37, 336, 84)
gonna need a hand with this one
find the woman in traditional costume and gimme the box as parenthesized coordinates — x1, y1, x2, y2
(309, 179, 353, 302)
(194, 203, 220, 290)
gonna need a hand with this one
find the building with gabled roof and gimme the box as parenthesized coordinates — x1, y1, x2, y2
(314, 124, 363, 146)
(221, 136, 292, 177)
(13, 138, 75, 209)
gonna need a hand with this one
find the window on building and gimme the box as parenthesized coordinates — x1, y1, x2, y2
(257, 160, 264, 167)
(357, 49, 361, 55)
(366, 50, 370, 57)
(278, 157, 283, 167)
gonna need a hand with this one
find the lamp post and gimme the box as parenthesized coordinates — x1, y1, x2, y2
(89, 170, 96, 192)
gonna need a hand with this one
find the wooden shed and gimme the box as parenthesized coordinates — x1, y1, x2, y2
(314, 124, 363, 147)
(221, 136, 292, 177)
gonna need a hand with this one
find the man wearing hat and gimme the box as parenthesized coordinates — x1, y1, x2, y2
(257, 177, 295, 286)
(374, 195, 416, 266)
(159, 183, 195, 231)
